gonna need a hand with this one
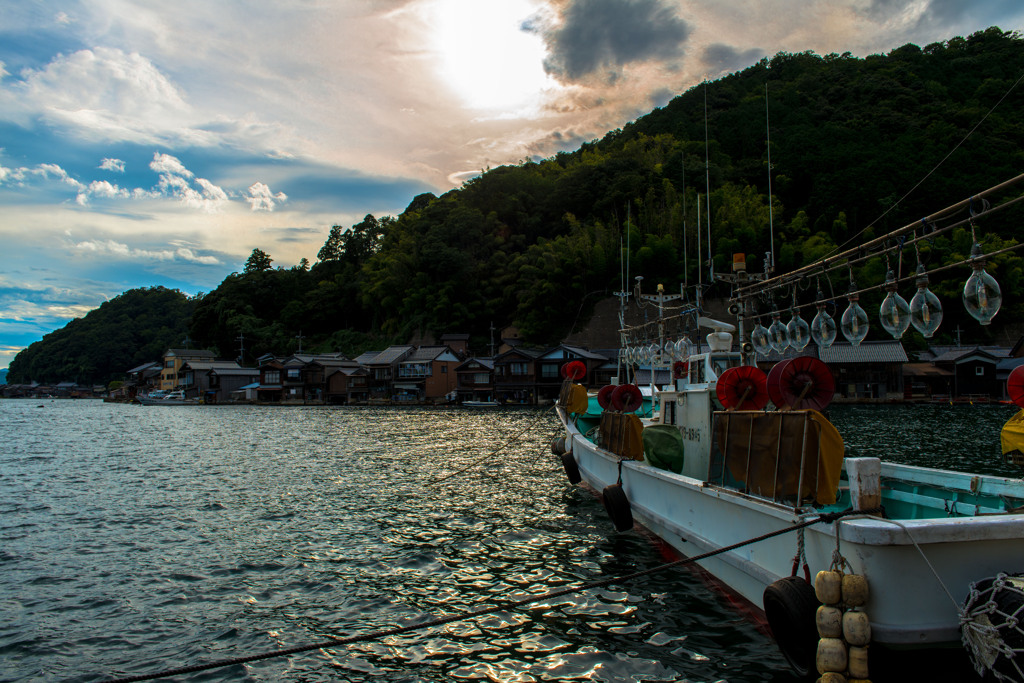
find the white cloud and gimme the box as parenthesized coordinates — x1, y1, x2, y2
(149, 152, 193, 177)
(99, 158, 125, 172)
(0, 47, 212, 145)
(71, 238, 221, 265)
(245, 181, 287, 211)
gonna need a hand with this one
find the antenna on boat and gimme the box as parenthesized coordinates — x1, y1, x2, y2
(682, 150, 688, 289)
(766, 82, 776, 275)
(704, 80, 713, 285)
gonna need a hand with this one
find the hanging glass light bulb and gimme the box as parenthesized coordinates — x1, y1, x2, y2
(751, 319, 772, 356)
(963, 242, 1002, 325)
(768, 311, 790, 353)
(879, 268, 911, 339)
(810, 287, 837, 348)
(909, 263, 942, 338)
(840, 277, 869, 345)
(787, 306, 811, 351)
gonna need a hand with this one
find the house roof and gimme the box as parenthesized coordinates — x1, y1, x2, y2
(164, 348, 215, 359)
(540, 344, 609, 362)
(920, 345, 1009, 361)
(404, 346, 458, 362)
(352, 351, 380, 365)
(181, 360, 242, 371)
(931, 346, 1003, 364)
(127, 361, 161, 373)
(366, 345, 415, 365)
(818, 341, 908, 364)
(494, 345, 545, 361)
(456, 357, 495, 371)
(209, 367, 260, 377)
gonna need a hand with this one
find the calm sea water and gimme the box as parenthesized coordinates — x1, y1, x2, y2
(1, 400, 1018, 682)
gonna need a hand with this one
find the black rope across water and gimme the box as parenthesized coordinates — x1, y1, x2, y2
(100, 507, 876, 682)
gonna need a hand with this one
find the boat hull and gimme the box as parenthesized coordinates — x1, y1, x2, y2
(559, 406, 1024, 648)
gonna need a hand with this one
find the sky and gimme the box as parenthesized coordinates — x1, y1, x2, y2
(1, 0, 1023, 371)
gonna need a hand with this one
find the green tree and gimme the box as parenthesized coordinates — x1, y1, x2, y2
(244, 248, 273, 273)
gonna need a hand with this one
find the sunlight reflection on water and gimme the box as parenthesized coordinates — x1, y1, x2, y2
(5, 399, 1010, 681)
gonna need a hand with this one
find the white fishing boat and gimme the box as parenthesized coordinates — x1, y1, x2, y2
(553, 176, 1024, 681)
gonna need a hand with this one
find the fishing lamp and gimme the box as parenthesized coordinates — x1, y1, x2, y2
(786, 292, 811, 352)
(768, 311, 790, 353)
(840, 279, 869, 346)
(751, 319, 772, 357)
(909, 263, 943, 338)
(963, 242, 1002, 325)
(878, 269, 911, 339)
(810, 288, 837, 348)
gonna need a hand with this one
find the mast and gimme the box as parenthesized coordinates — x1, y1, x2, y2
(704, 80, 713, 284)
(766, 82, 775, 274)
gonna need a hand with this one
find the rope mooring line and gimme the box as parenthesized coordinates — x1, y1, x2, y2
(99, 507, 874, 683)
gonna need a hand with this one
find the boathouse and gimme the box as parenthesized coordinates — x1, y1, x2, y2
(818, 341, 908, 400)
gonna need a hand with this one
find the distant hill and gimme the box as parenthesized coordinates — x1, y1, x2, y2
(11, 27, 1024, 381)
(0, 368, 7, 384)
(6, 287, 198, 385)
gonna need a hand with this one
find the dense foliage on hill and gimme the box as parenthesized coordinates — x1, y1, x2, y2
(9, 28, 1024, 383)
(7, 287, 197, 384)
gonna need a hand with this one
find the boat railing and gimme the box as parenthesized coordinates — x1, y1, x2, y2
(708, 410, 843, 510)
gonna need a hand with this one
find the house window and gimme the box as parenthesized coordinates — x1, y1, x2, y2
(510, 362, 528, 376)
(541, 364, 559, 378)
(473, 372, 489, 384)
(265, 370, 280, 384)
(287, 369, 301, 380)
(976, 366, 985, 376)
(165, 360, 174, 368)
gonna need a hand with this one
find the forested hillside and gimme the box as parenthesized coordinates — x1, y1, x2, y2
(7, 287, 197, 384)
(9, 27, 1024, 384)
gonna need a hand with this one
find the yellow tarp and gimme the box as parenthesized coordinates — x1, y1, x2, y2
(599, 412, 645, 461)
(1001, 409, 1024, 458)
(716, 409, 844, 505)
(559, 382, 589, 415)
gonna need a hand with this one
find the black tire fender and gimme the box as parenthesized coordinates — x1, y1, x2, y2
(560, 451, 581, 485)
(762, 576, 819, 679)
(602, 483, 634, 531)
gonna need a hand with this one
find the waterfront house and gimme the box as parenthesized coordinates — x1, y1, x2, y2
(395, 346, 460, 403)
(178, 360, 246, 401)
(207, 367, 261, 403)
(455, 357, 495, 403)
(818, 341, 908, 400)
(256, 358, 284, 402)
(930, 346, 1006, 399)
(492, 345, 544, 404)
(160, 348, 216, 390)
(364, 346, 414, 401)
(324, 364, 370, 404)
(300, 357, 357, 403)
(125, 361, 162, 398)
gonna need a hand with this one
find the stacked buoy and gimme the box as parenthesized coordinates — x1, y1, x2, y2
(814, 568, 872, 683)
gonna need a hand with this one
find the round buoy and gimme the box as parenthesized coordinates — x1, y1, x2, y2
(962, 573, 1024, 681)
(551, 437, 566, 455)
(763, 576, 820, 678)
(776, 357, 836, 411)
(561, 360, 587, 381)
(815, 570, 843, 605)
(767, 359, 792, 408)
(601, 483, 633, 531)
(560, 451, 581, 485)
(816, 605, 843, 638)
(715, 365, 770, 410)
(610, 384, 643, 412)
(597, 385, 616, 410)
(1008, 366, 1024, 409)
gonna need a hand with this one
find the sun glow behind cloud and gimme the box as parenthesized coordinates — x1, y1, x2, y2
(427, 0, 557, 113)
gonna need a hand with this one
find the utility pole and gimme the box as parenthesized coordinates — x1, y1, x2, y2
(236, 333, 246, 364)
(295, 330, 305, 353)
